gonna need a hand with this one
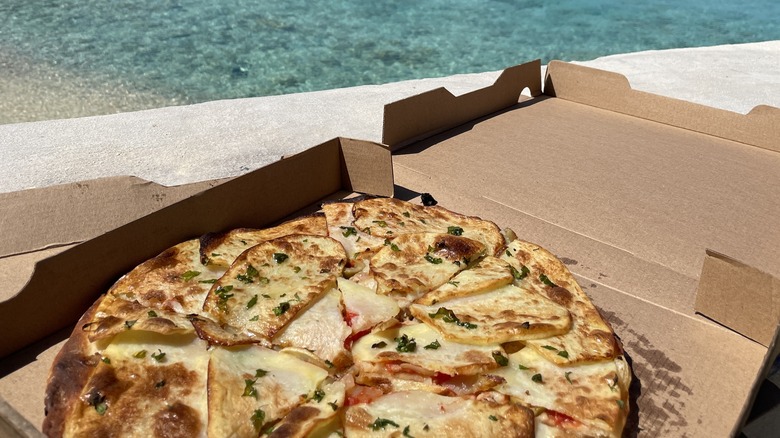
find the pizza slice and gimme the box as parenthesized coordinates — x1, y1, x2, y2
(207, 345, 330, 437)
(61, 331, 210, 437)
(337, 277, 400, 335)
(199, 214, 329, 267)
(272, 288, 352, 368)
(343, 390, 534, 438)
(360, 232, 486, 307)
(200, 235, 347, 345)
(351, 197, 505, 256)
(501, 239, 621, 364)
(492, 346, 630, 437)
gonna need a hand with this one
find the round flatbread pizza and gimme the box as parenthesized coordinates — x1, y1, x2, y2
(43, 196, 630, 438)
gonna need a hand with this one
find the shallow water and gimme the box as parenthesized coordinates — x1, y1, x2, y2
(1, 0, 779, 108)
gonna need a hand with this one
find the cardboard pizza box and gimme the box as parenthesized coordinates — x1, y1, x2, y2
(383, 60, 780, 437)
(0, 60, 778, 437)
(0, 137, 393, 437)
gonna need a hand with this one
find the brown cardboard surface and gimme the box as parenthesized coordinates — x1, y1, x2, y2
(0, 176, 229, 258)
(385, 60, 780, 436)
(695, 250, 780, 347)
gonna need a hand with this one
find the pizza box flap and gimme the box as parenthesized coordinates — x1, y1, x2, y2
(0, 137, 392, 361)
(385, 60, 780, 436)
(0, 176, 228, 260)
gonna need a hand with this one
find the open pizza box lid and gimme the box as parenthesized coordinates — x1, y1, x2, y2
(0, 60, 778, 437)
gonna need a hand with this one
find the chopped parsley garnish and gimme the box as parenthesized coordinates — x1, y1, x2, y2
(243, 379, 258, 398)
(512, 264, 530, 280)
(258, 277, 270, 285)
(250, 409, 265, 431)
(542, 345, 558, 351)
(403, 211, 411, 218)
(328, 402, 339, 411)
(488, 415, 498, 422)
(273, 252, 289, 263)
(390, 243, 400, 252)
(181, 270, 201, 281)
(341, 226, 357, 237)
(423, 424, 430, 431)
(133, 350, 147, 359)
(155, 380, 166, 389)
(293, 266, 302, 273)
(447, 280, 460, 287)
(311, 389, 325, 402)
(398, 221, 405, 227)
(371, 341, 387, 349)
(199, 278, 218, 284)
(608, 375, 619, 392)
(517, 363, 529, 370)
(273, 301, 291, 316)
(403, 425, 415, 437)
(531, 373, 544, 383)
(424, 254, 443, 264)
(492, 351, 509, 366)
(249, 315, 259, 321)
(539, 273, 558, 287)
(95, 401, 108, 415)
(215, 285, 235, 312)
(395, 334, 417, 353)
(101, 357, 111, 364)
(427, 307, 477, 329)
(125, 320, 137, 329)
(211, 252, 221, 257)
(247, 295, 258, 309)
(151, 350, 166, 362)
(447, 226, 464, 236)
(372, 220, 388, 227)
(424, 340, 441, 350)
(558, 350, 570, 359)
(565, 372, 573, 384)
(255, 368, 268, 377)
(616, 399, 625, 409)
(505, 249, 512, 257)
(324, 360, 334, 368)
(370, 418, 399, 431)
(147, 310, 157, 318)
(237, 265, 259, 283)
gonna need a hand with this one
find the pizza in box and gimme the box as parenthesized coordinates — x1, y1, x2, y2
(44, 196, 631, 437)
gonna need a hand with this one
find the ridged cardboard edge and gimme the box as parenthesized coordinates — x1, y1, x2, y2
(544, 60, 780, 153)
(382, 59, 543, 150)
(0, 176, 229, 259)
(0, 137, 392, 360)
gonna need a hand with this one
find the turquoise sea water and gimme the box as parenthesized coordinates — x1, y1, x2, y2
(1, 0, 779, 103)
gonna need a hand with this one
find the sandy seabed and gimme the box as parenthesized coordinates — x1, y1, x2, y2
(0, 47, 187, 125)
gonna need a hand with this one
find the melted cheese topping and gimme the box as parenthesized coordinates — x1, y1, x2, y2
(493, 347, 628, 436)
(269, 379, 346, 438)
(201, 235, 347, 343)
(200, 214, 329, 267)
(368, 232, 485, 307)
(352, 323, 501, 376)
(352, 197, 505, 256)
(501, 240, 620, 364)
(411, 283, 571, 345)
(322, 201, 386, 261)
(338, 277, 400, 334)
(103, 239, 223, 315)
(64, 331, 210, 438)
(415, 256, 514, 306)
(343, 390, 534, 438)
(274, 289, 352, 367)
(207, 346, 329, 437)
